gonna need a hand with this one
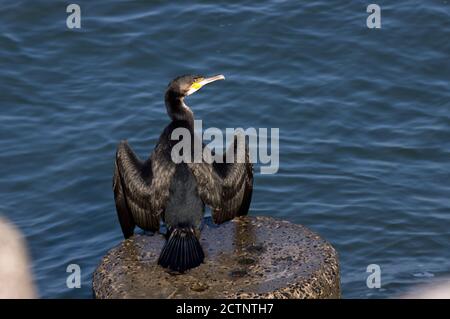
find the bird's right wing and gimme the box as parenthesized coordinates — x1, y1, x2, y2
(113, 140, 176, 237)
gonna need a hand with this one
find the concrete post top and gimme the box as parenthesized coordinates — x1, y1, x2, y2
(93, 216, 340, 299)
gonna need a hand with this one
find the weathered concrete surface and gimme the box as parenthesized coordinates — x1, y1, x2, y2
(93, 216, 340, 299)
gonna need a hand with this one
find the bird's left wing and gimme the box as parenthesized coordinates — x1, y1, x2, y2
(187, 134, 253, 224)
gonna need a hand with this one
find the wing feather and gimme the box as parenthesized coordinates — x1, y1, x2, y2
(113, 140, 176, 236)
(188, 134, 253, 224)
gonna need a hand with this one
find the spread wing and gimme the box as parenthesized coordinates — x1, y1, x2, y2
(113, 140, 176, 238)
(188, 133, 253, 224)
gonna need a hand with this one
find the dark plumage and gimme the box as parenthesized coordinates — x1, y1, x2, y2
(113, 74, 253, 272)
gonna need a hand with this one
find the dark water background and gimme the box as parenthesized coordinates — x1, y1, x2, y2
(1, 1, 449, 298)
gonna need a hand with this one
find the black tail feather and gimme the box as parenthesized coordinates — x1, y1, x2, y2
(158, 226, 204, 272)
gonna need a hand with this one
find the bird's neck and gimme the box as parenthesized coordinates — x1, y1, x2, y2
(165, 91, 194, 127)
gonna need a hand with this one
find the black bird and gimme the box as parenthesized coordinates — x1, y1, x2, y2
(113, 74, 253, 272)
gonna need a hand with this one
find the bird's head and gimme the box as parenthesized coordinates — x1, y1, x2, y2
(167, 74, 226, 97)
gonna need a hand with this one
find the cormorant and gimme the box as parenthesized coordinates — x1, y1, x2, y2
(113, 74, 253, 273)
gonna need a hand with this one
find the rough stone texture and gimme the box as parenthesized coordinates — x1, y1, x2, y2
(93, 216, 340, 299)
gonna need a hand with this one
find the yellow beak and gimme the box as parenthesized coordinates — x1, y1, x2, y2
(186, 74, 225, 96)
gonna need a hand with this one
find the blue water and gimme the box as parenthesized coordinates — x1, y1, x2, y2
(1, 1, 449, 298)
